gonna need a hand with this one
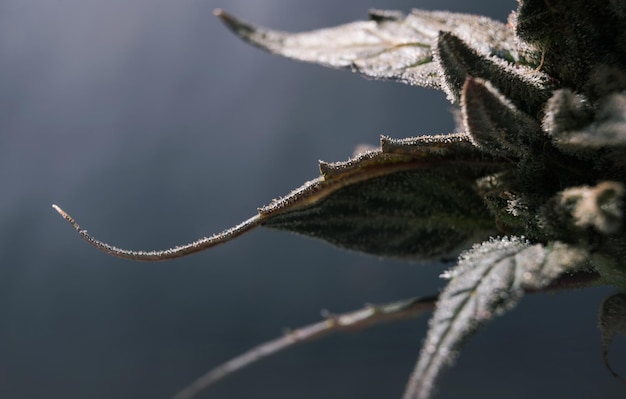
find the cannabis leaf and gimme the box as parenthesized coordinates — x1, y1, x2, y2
(215, 8, 519, 90)
(515, 0, 626, 92)
(53, 1, 626, 398)
(461, 77, 545, 158)
(406, 238, 587, 399)
(53, 134, 505, 260)
(263, 135, 505, 259)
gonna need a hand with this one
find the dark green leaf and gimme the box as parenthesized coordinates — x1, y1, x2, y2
(262, 134, 504, 259)
(461, 77, 544, 158)
(53, 134, 506, 261)
(435, 31, 551, 114)
(515, 0, 626, 93)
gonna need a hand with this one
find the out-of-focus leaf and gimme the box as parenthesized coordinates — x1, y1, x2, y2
(599, 292, 626, 383)
(554, 182, 624, 235)
(262, 134, 506, 259)
(403, 238, 588, 399)
(215, 8, 518, 90)
(542, 89, 594, 138)
(546, 92, 626, 170)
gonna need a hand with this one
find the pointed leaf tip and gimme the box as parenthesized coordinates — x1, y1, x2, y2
(54, 202, 265, 261)
(462, 77, 543, 157)
(52, 204, 79, 230)
(214, 9, 258, 39)
(436, 31, 551, 114)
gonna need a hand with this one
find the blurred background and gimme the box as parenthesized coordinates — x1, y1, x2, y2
(1, 1, 624, 398)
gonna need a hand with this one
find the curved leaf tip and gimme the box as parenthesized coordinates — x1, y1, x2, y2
(599, 292, 626, 384)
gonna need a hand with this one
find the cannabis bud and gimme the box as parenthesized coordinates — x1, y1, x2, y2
(54, 1, 626, 398)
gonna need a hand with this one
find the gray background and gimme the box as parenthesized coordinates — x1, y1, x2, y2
(1, 0, 624, 398)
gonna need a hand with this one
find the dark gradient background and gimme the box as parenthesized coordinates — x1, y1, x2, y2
(1, 1, 624, 398)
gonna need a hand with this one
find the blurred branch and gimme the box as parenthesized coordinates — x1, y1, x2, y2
(171, 295, 438, 399)
(171, 268, 600, 399)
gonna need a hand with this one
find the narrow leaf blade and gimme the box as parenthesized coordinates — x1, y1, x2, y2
(435, 31, 551, 113)
(261, 134, 506, 259)
(461, 77, 544, 158)
(53, 134, 507, 261)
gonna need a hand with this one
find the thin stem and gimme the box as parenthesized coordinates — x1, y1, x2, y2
(171, 295, 438, 399)
(172, 269, 601, 399)
(52, 204, 263, 261)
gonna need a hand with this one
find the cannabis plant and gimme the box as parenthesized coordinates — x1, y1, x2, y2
(54, 1, 626, 398)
